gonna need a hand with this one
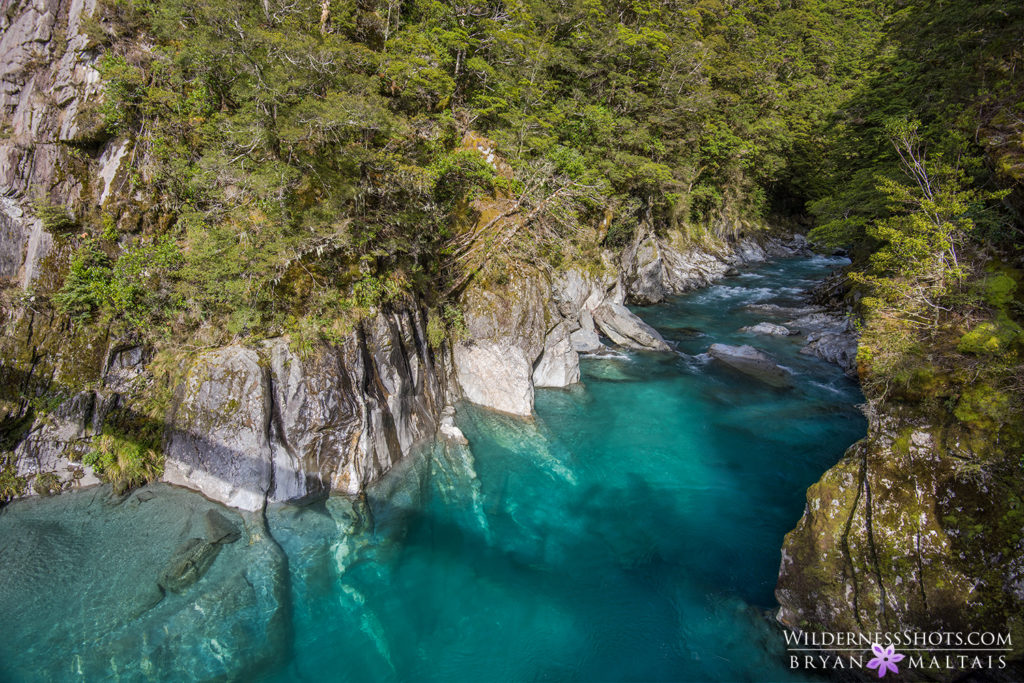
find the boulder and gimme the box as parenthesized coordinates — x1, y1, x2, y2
(439, 412, 469, 445)
(453, 340, 534, 416)
(740, 322, 794, 336)
(157, 537, 222, 593)
(204, 509, 241, 545)
(707, 343, 791, 387)
(163, 346, 273, 512)
(592, 302, 671, 351)
(800, 332, 858, 377)
(625, 235, 667, 304)
(532, 322, 581, 388)
(787, 313, 859, 377)
(569, 310, 605, 353)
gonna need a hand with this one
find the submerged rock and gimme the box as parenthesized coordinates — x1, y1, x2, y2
(204, 509, 241, 544)
(158, 537, 222, 593)
(0, 485, 289, 681)
(592, 302, 671, 351)
(707, 343, 791, 387)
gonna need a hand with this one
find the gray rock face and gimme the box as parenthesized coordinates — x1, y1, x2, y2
(740, 322, 794, 336)
(103, 344, 147, 393)
(454, 340, 534, 416)
(593, 302, 671, 351)
(552, 266, 617, 353)
(787, 313, 859, 377)
(707, 343, 791, 387)
(163, 346, 273, 512)
(453, 269, 584, 415)
(532, 321, 581, 388)
(1, 0, 107, 288)
(163, 308, 445, 508)
(14, 390, 100, 494)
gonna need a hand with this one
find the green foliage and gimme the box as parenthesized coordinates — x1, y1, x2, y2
(53, 240, 112, 322)
(848, 120, 1009, 334)
(96, 53, 148, 133)
(425, 304, 466, 349)
(432, 150, 497, 205)
(83, 426, 164, 495)
(53, 237, 182, 329)
(0, 453, 27, 503)
(68, 0, 894, 347)
(32, 199, 78, 233)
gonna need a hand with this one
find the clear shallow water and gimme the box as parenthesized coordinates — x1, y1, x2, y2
(0, 255, 864, 682)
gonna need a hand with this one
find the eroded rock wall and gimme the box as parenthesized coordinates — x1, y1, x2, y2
(776, 406, 1024, 655)
(1, 0, 112, 287)
(163, 307, 446, 511)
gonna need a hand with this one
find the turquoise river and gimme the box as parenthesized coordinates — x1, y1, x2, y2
(0, 254, 866, 682)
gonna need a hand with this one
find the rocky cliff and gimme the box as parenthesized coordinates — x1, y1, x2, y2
(0, 0, 812, 512)
(776, 403, 1024, 656)
(163, 309, 447, 511)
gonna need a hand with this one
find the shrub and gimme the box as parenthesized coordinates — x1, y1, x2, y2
(0, 456, 27, 503)
(32, 200, 78, 233)
(53, 240, 112, 322)
(83, 430, 163, 495)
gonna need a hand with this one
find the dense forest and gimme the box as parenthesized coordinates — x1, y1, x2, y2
(2, 0, 1023, 491)
(52, 0, 889, 340)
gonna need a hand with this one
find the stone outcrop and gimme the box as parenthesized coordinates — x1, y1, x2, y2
(12, 390, 101, 494)
(621, 231, 812, 305)
(787, 312, 859, 378)
(707, 343, 792, 388)
(592, 302, 671, 351)
(163, 347, 273, 512)
(776, 407, 1024, 661)
(454, 339, 535, 417)
(163, 307, 445, 510)
(532, 321, 581, 387)
(740, 322, 794, 336)
(453, 268, 581, 415)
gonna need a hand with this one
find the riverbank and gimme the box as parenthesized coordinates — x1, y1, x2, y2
(0, 253, 865, 681)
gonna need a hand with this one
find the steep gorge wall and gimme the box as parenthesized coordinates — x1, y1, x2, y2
(1, 0, 104, 286)
(776, 404, 1024, 653)
(0, 0, 808, 513)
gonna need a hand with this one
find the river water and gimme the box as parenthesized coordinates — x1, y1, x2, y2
(0, 255, 865, 682)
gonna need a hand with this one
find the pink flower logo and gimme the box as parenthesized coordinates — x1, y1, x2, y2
(867, 643, 905, 678)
